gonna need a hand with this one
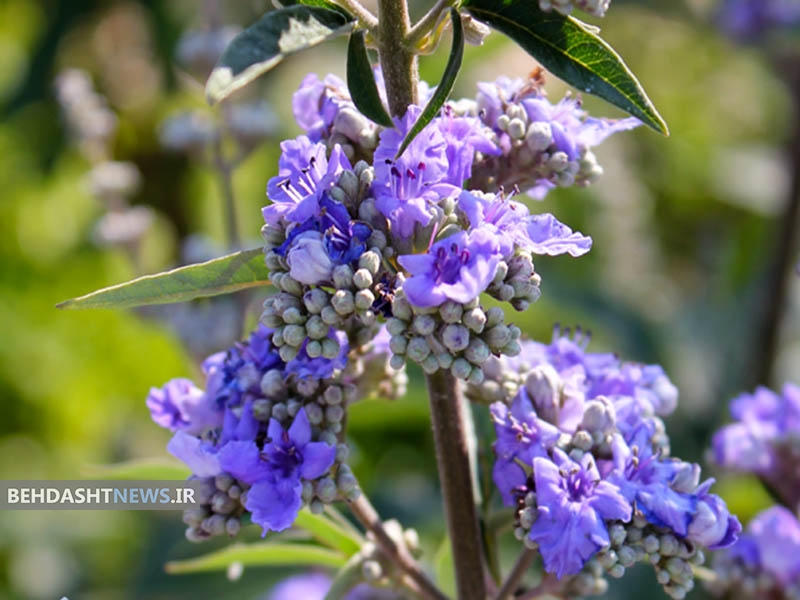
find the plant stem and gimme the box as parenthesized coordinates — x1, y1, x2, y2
(752, 55, 800, 387)
(211, 130, 240, 250)
(376, 0, 418, 116)
(426, 370, 488, 600)
(348, 494, 449, 600)
(494, 549, 536, 600)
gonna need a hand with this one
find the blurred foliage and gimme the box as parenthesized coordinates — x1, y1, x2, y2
(0, 0, 796, 598)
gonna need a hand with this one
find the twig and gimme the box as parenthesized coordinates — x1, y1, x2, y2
(494, 548, 536, 600)
(752, 54, 800, 387)
(347, 494, 449, 600)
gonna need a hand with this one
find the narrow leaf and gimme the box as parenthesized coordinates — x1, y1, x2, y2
(165, 542, 347, 574)
(83, 459, 190, 481)
(58, 248, 270, 310)
(346, 30, 393, 127)
(294, 509, 363, 556)
(206, 6, 355, 104)
(395, 8, 464, 158)
(462, 0, 668, 134)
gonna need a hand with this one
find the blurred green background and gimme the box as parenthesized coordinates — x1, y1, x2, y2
(0, 0, 796, 598)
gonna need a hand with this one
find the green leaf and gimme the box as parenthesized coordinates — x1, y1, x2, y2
(165, 542, 347, 574)
(462, 0, 668, 134)
(83, 458, 190, 481)
(206, 6, 355, 104)
(346, 30, 393, 127)
(395, 8, 464, 158)
(57, 248, 270, 310)
(294, 509, 364, 556)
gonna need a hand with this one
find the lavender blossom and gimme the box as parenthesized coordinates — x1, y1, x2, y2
(528, 449, 631, 578)
(712, 383, 800, 508)
(719, 0, 800, 41)
(219, 408, 335, 533)
(458, 190, 593, 258)
(708, 506, 800, 599)
(147, 378, 221, 435)
(469, 77, 640, 197)
(373, 107, 460, 239)
(479, 329, 738, 590)
(398, 229, 501, 307)
(264, 137, 351, 227)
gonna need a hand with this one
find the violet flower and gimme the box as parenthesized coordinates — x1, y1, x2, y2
(490, 387, 561, 505)
(218, 408, 335, 533)
(528, 449, 631, 578)
(264, 137, 351, 227)
(398, 229, 501, 308)
(373, 107, 460, 239)
(147, 378, 221, 435)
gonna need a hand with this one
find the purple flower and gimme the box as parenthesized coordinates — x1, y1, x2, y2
(373, 107, 460, 239)
(206, 325, 282, 411)
(279, 197, 372, 283)
(147, 378, 221, 435)
(268, 573, 331, 600)
(490, 388, 561, 505)
(398, 229, 501, 308)
(719, 0, 800, 40)
(525, 213, 593, 257)
(436, 107, 499, 184)
(292, 74, 350, 141)
(608, 426, 698, 536)
(286, 330, 349, 380)
(522, 95, 640, 161)
(287, 231, 334, 285)
(218, 408, 335, 534)
(712, 383, 800, 507)
(264, 137, 351, 227)
(686, 479, 741, 550)
(743, 506, 800, 585)
(267, 573, 402, 600)
(167, 431, 221, 477)
(528, 449, 631, 578)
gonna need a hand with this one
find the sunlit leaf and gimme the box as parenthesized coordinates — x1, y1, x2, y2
(57, 249, 270, 310)
(294, 509, 363, 556)
(463, 0, 668, 134)
(206, 6, 355, 104)
(165, 542, 347, 574)
(396, 8, 464, 158)
(346, 30, 393, 127)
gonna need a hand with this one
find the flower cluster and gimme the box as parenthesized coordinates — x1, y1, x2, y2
(146, 324, 386, 541)
(472, 329, 739, 598)
(719, 0, 800, 41)
(712, 383, 800, 509)
(704, 382, 800, 600)
(260, 73, 633, 385)
(707, 506, 800, 600)
(466, 75, 640, 198)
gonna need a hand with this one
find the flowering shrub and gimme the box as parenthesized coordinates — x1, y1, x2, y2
(61, 0, 775, 597)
